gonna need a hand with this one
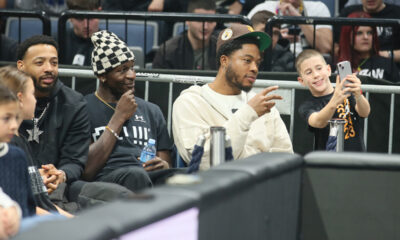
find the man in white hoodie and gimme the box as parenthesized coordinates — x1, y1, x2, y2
(172, 24, 293, 170)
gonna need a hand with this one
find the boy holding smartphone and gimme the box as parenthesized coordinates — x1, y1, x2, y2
(296, 49, 370, 151)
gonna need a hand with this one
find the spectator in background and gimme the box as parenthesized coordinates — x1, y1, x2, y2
(0, 35, 17, 62)
(153, 0, 217, 70)
(250, 10, 295, 72)
(225, 0, 264, 15)
(58, 0, 101, 95)
(338, 11, 400, 154)
(248, 0, 332, 56)
(151, 0, 218, 118)
(172, 24, 293, 170)
(338, 12, 399, 82)
(344, 0, 400, 8)
(13, 0, 66, 16)
(338, 0, 400, 64)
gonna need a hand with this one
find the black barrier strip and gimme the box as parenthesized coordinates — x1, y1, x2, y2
(312, 24, 316, 49)
(125, 18, 128, 46)
(306, 164, 400, 171)
(58, 10, 251, 63)
(18, 16, 21, 43)
(144, 19, 147, 56)
(202, 21, 205, 70)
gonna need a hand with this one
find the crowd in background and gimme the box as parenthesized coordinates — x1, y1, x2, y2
(0, 0, 399, 238)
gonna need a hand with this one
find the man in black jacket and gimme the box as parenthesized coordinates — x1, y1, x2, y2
(16, 35, 90, 195)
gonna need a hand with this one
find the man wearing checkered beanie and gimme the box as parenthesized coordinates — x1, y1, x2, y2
(83, 30, 178, 191)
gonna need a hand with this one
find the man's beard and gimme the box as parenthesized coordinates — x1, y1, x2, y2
(225, 64, 252, 93)
(103, 81, 124, 100)
(32, 74, 58, 93)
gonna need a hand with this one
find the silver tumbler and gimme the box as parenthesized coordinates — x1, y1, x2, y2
(328, 118, 347, 152)
(210, 126, 226, 166)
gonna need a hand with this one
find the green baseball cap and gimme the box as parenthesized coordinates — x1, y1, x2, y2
(216, 23, 271, 52)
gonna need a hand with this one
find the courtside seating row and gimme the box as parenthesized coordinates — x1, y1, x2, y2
(4, 17, 188, 55)
(14, 151, 400, 240)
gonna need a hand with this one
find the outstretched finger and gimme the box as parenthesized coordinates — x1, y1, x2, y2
(260, 86, 279, 96)
(265, 94, 283, 101)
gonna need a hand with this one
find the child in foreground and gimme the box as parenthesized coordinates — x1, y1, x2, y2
(296, 49, 370, 151)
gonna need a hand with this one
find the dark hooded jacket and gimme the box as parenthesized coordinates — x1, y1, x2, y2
(19, 80, 90, 183)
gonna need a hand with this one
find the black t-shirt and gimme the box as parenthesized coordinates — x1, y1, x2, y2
(85, 94, 173, 178)
(336, 4, 400, 51)
(357, 55, 400, 83)
(298, 92, 365, 151)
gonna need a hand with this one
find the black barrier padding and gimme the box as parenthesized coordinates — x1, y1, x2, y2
(151, 152, 303, 240)
(14, 193, 197, 240)
(301, 152, 400, 240)
(304, 151, 400, 170)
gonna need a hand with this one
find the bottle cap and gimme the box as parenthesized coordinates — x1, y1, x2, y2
(148, 138, 156, 144)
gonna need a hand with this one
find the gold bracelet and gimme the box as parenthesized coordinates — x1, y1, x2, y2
(106, 126, 119, 139)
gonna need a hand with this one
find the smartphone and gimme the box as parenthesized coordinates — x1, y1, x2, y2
(337, 60, 352, 95)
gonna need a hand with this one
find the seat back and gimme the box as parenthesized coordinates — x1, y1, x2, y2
(98, 20, 158, 54)
(5, 17, 56, 42)
(129, 46, 144, 69)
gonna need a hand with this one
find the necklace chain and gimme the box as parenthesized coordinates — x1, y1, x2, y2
(357, 58, 369, 72)
(34, 103, 50, 123)
(95, 91, 115, 111)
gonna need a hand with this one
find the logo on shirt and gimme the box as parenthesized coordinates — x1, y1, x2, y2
(134, 114, 146, 123)
(358, 68, 384, 79)
(337, 99, 355, 140)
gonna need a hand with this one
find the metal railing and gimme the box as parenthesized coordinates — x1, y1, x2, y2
(58, 67, 400, 154)
(0, 9, 51, 42)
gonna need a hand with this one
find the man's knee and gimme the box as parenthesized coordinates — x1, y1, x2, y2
(113, 167, 152, 192)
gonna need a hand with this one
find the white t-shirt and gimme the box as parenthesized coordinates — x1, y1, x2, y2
(203, 84, 250, 116)
(247, 1, 332, 30)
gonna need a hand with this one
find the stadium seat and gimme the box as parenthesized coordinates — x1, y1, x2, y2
(129, 46, 144, 69)
(172, 22, 187, 37)
(5, 17, 58, 42)
(99, 20, 158, 54)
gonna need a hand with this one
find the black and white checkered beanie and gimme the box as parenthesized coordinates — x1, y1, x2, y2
(91, 30, 135, 75)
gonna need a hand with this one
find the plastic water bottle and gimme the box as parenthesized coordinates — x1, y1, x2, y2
(140, 138, 156, 163)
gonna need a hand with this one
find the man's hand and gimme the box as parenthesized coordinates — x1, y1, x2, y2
(247, 86, 283, 117)
(0, 208, 7, 240)
(342, 74, 362, 98)
(142, 157, 169, 171)
(2, 207, 20, 238)
(115, 90, 138, 122)
(331, 75, 352, 106)
(279, 2, 301, 16)
(148, 0, 164, 12)
(39, 164, 65, 194)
